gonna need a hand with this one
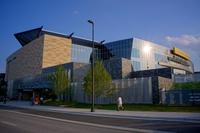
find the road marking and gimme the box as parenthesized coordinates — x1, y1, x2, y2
(0, 120, 17, 127)
(0, 109, 173, 133)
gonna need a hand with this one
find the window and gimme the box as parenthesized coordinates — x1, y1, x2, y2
(104, 39, 132, 59)
(155, 53, 167, 62)
(132, 61, 141, 71)
(131, 48, 140, 58)
(71, 44, 93, 63)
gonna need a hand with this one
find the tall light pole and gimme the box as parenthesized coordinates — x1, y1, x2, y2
(88, 19, 95, 112)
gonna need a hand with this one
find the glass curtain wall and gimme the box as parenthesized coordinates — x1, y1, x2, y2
(104, 39, 133, 59)
(71, 44, 100, 63)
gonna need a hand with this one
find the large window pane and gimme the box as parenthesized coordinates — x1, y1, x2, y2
(131, 48, 140, 58)
(132, 61, 141, 71)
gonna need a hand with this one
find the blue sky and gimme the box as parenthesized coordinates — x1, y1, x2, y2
(0, 0, 200, 72)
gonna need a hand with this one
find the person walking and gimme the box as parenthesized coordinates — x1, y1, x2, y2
(40, 96, 44, 105)
(117, 96, 124, 111)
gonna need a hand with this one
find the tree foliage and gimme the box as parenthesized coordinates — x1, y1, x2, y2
(48, 65, 70, 99)
(172, 81, 200, 90)
(83, 60, 116, 97)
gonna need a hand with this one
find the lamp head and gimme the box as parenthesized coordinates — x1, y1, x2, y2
(100, 40, 105, 44)
(88, 20, 94, 24)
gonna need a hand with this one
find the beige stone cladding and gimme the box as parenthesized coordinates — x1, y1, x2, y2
(6, 34, 72, 81)
(158, 76, 173, 90)
(6, 36, 44, 81)
(121, 58, 132, 78)
(42, 34, 72, 68)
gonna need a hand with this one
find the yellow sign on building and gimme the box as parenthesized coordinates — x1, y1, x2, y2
(172, 47, 190, 60)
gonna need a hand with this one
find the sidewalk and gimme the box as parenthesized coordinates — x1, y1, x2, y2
(1, 101, 200, 123)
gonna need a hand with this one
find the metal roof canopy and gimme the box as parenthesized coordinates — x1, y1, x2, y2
(14, 27, 43, 47)
(14, 26, 102, 48)
(17, 83, 50, 91)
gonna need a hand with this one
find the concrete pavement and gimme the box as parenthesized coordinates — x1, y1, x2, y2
(0, 109, 135, 133)
(1, 101, 200, 123)
(1, 102, 200, 133)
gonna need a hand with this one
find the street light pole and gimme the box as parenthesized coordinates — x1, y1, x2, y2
(88, 19, 95, 112)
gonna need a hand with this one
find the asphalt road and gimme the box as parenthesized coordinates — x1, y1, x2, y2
(0, 106, 200, 133)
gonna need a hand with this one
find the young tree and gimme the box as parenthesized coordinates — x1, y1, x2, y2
(48, 65, 70, 101)
(83, 60, 116, 97)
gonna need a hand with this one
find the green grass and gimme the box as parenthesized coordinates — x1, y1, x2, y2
(43, 100, 200, 112)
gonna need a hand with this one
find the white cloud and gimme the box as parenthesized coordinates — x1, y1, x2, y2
(165, 34, 200, 46)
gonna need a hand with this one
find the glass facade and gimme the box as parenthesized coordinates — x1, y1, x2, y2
(70, 37, 193, 73)
(132, 61, 141, 71)
(104, 39, 133, 59)
(131, 38, 171, 71)
(131, 48, 140, 58)
(154, 53, 167, 69)
(71, 44, 92, 63)
(155, 53, 167, 62)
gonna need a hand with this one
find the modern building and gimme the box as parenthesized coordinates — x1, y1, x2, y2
(5, 27, 105, 98)
(5, 27, 194, 101)
(104, 38, 194, 74)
